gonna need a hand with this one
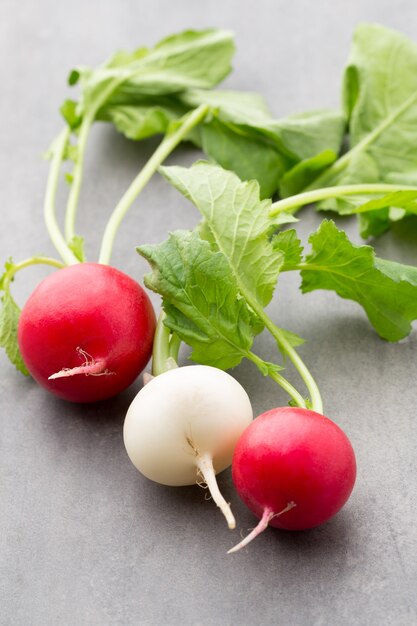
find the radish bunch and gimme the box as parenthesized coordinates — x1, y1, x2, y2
(2, 27, 381, 555)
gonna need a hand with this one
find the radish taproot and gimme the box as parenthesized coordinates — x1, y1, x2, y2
(18, 263, 156, 402)
(123, 365, 253, 528)
(228, 407, 356, 552)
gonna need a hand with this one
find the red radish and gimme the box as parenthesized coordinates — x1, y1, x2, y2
(18, 263, 156, 402)
(229, 407, 356, 553)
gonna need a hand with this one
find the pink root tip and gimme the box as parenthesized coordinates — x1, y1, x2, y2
(48, 347, 114, 380)
(228, 502, 296, 554)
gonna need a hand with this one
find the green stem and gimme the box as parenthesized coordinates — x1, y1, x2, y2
(64, 76, 127, 244)
(64, 114, 94, 242)
(249, 307, 323, 413)
(269, 183, 417, 218)
(98, 104, 210, 265)
(272, 324, 323, 414)
(2, 256, 65, 291)
(44, 128, 79, 265)
(152, 313, 308, 409)
(247, 352, 306, 409)
(152, 312, 180, 376)
(168, 332, 182, 360)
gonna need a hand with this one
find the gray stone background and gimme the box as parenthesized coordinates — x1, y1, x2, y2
(1, 1, 416, 624)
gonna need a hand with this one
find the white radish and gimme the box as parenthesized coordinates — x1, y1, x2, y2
(123, 365, 253, 528)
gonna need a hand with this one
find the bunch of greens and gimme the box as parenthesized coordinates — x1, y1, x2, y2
(140, 162, 417, 411)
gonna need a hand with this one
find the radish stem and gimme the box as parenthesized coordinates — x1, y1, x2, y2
(247, 352, 307, 409)
(269, 183, 417, 217)
(152, 312, 180, 376)
(44, 129, 79, 265)
(64, 114, 94, 242)
(1, 256, 65, 292)
(98, 104, 210, 265)
(64, 76, 125, 243)
(195, 451, 236, 529)
(152, 313, 309, 408)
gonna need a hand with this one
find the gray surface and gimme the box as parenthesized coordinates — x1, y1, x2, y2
(1, 1, 417, 624)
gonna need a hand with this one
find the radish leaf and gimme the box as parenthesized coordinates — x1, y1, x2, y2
(300, 220, 417, 341)
(306, 24, 417, 236)
(0, 290, 28, 375)
(160, 162, 284, 309)
(272, 229, 303, 271)
(138, 231, 262, 370)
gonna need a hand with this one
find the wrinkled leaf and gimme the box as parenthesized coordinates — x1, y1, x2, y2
(98, 98, 188, 141)
(272, 229, 303, 271)
(353, 190, 417, 215)
(300, 220, 417, 341)
(70, 29, 235, 120)
(137, 231, 260, 370)
(200, 118, 290, 198)
(160, 162, 283, 308)
(279, 150, 338, 198)
(0, 291, 28, 375)
(310, 24, 417, 217)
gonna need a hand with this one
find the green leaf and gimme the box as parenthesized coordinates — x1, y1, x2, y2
(180, 89, 345, 197)
(0, 291, 29, 375)
(68, 235, 86, 262)
(0, 258, 14, 291)
(60, 99, 82, 130)
(180, 88, 272, 124)
(97, 97, 188, 141)
(70, 29, 235, 121)
(183, 90, 345, 161)
(63, 142, 78, 163)
(159, 161, 283, 309)
(313, 24, 417, 195)
(300, 220, 417, 341)
(265, 109, 345, 162)
(322, 189, 417, 238)
(277, 328, 305, 348)
(254, 359, 284, 376)
(279, 150, 338, 198)
(357, 209, 391, 239)
(272, 229, 303, 271)
(137, 231, 259, 369)
(353, 190, 417, 215)
(200, 117, 290, 198)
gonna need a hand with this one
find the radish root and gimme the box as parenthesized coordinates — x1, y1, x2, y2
(227, 501, 296, 554)
(48, 347, 115, 380)
(194, 451, 236, 530)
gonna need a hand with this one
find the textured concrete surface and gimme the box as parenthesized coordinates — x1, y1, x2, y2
(1, 1, 417, 624)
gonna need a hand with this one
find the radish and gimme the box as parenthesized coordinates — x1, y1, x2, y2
(123, 365, 253, 528)
(229, 407, 356, 553)
(17, 263, 156, 403)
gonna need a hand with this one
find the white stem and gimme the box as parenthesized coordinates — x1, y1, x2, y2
(195, 452, 236, 529)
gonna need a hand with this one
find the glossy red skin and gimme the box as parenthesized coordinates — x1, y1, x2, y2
(18, 263, 156, 403)
(232, 407, 356, 530)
